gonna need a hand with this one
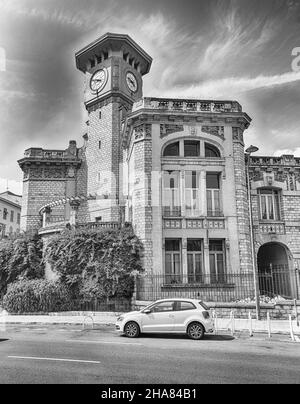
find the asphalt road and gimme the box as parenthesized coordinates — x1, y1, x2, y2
(0, 324, 299, 384)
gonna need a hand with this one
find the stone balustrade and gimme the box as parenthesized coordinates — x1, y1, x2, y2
(132, 97, 242, 114)
(258, 222, 286, 235)
(250, 155, 300, 166)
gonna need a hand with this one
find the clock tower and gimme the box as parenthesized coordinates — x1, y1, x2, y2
(75, 33, 152, 222)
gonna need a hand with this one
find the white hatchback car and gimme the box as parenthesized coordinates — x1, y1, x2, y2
(115, 298, 214, 340)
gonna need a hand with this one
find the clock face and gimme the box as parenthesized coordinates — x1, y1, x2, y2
(90, 69, 108, 92)
(126, 72, 138, 92)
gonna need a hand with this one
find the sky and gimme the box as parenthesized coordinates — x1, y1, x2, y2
(0, 0, 299, 194)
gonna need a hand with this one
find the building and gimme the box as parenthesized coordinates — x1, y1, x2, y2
(18, 33, 300, 301)
(0, 191, 22, 238)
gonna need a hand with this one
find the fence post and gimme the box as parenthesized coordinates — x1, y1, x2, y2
(213, 310, 218, 335)
(267, 311, 271, 338)
(289, 315, 295, 342)
(230, 310, 235, 336)
(248, 311, 253, 337)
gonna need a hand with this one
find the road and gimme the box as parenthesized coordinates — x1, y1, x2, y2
(0, 324, 299, 384)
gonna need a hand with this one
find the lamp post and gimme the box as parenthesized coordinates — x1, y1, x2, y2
(245, 145, 261, 320)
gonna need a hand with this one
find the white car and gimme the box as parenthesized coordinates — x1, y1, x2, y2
(115, 298, 214, 340)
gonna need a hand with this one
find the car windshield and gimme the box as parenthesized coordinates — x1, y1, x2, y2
(199, 301, 209, 310)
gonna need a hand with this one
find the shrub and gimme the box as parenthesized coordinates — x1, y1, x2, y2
(2, 279, 72, 314)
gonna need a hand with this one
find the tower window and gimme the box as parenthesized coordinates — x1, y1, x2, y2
(99, 111, 102, 119)
(90, 58, 95, 68)
(99, 141, 102, 149)
(97, 173, 101, 182)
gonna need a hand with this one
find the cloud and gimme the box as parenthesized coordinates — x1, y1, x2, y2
(158, 70, 300, 99)
(274, 148, 300, 156)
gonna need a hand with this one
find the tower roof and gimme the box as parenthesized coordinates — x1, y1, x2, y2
(75, 32, 152, 75)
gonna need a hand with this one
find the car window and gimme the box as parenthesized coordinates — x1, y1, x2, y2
(199, 301, 209, 310)
(151, 301, 175, 313)
(178, 301, 196, 311)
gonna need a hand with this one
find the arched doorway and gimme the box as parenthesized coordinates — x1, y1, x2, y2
(257, 242, 292, 298)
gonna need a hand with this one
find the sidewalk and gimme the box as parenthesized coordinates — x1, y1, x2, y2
(0, 311, 299, 337)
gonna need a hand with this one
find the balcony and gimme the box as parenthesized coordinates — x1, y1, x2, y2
(132, 97, 243, 114)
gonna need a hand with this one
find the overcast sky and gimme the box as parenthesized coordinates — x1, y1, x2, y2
(0, 0, 299, 194)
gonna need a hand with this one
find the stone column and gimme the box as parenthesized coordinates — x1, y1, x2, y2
(42, 207, 52, 227)
(69, 200, 80, 226)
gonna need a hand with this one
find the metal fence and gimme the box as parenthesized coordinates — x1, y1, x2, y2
(135, 270, 300, 303)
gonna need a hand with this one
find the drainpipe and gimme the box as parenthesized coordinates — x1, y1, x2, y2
(246, 146, 261, 320)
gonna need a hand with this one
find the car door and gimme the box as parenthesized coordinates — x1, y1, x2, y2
(173, 301, 198, 332)
(141, 301, 176, 333)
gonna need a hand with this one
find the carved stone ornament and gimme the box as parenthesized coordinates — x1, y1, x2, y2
(67, 167, 76, 178)
(202, 125, 225, 139)
(232, 127, 244, 143)
(134, 124, 152, 141)
(160, 124, 184, 138)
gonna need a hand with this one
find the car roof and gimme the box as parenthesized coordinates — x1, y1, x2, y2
(153, 298, 202, 304)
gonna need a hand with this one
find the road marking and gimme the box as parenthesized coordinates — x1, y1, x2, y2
(65, 339, 142, 345)
(8, 356, 101, 364)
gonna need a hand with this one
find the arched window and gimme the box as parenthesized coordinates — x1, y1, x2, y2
(205, 143, 221, 158)
(163, 141, 180, 157)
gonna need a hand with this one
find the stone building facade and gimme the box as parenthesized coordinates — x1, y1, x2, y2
(0, 191, 22, 238)
(18, 33, 300, 301)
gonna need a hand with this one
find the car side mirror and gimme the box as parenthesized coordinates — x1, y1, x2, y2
(143, 309, 151, 314)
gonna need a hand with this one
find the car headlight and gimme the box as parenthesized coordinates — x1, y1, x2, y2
(117, 316, 124, 321)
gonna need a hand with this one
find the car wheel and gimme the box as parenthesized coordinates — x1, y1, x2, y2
(124, 321, 140, 338)
(187, 322, 205, 340)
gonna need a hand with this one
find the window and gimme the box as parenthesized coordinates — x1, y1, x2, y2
(206, 173, 221, 217)
(259, 189, 280, 220)
(95, 216, 102, 222)
(165, 239, 181, 283)
(10, 211, 14, 222)
(187, 240, 203, 283)
(163, 171, 181, 217)
(99, 140, 102, 149)
(97, 173, 101, 182)
(151, 301, 175, 313)
(209, 240, 226, 283)
(205, 143, 221, 158)
(185, 171, 201, 217)
(184, 140, 200, 157)
(163, 142, 180, 157)
(178, 301, 196, 311)
(17, 213, 20, 225)
(3, 208, 8, 220)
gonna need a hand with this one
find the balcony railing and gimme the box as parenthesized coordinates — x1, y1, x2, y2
(258, 222, 286, 235)
(250, 155, 300, 167)
(132, 97, 242, 114)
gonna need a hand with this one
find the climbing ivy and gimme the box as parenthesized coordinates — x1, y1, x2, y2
(0, 234, 45, 298)
(44, 227, 144, 301)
